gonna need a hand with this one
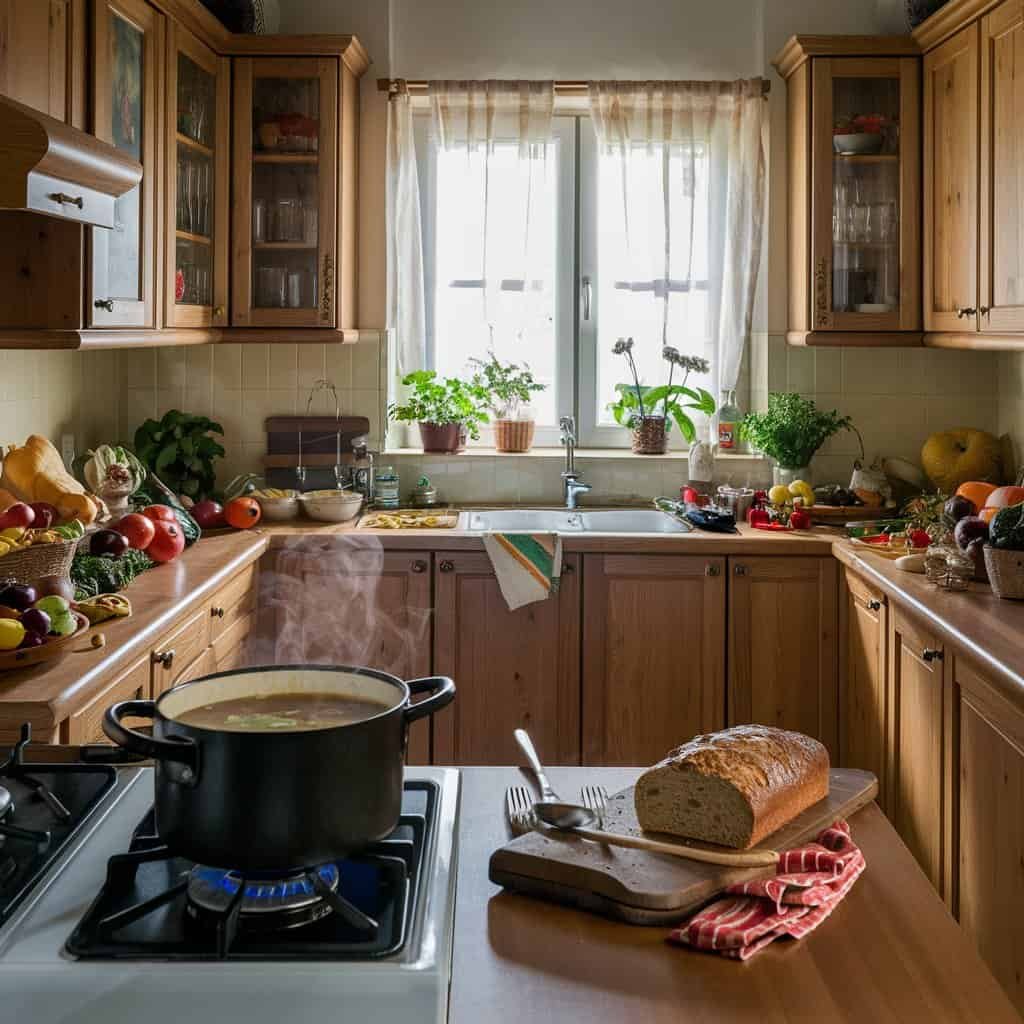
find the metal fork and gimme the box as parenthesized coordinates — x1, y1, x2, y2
(505, 785, 536, 836)
(580, 785, 609, 828)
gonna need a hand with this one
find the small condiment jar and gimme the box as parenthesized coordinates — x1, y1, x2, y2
(411, 476, 439, 508)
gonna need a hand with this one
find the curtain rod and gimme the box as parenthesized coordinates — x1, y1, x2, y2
(377, 77, 770, 97)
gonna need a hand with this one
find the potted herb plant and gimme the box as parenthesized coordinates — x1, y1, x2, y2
(739, 393, 854, 486)
(388, 371, 488, 453)
(133, 410, 226, 502)
(607, 339, 716, 455)
(469, 352, 546, 453)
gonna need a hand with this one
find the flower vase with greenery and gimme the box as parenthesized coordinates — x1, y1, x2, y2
(739, 393, 854, 485)
(469, 351, 546, 452)
(388, 371, 489, 453)
(607, 338, 716, 455)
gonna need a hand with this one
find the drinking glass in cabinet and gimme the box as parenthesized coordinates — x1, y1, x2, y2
(303, 202, 318, 245)
(177, 53, 214, 149)
(253, 199, 267, 242)
(271, 198, 303, 243)
(257, 265, 287, 308)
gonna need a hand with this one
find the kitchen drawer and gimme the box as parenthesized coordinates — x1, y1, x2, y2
(151, 606, 212, 695)
(209, 564, 258, 643)
(212, 609, 255, 674)
(63, 654, 151, 745)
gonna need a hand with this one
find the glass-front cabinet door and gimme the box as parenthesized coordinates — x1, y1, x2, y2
(232, 58, 338, 328)
(90, 0, 161, 328)
(165, 24, 229, 328)
(810, 58, 920, 333)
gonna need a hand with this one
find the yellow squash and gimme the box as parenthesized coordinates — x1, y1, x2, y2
(1, 436, 99, 525)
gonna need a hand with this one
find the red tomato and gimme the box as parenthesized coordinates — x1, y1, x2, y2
(224, 497, 261, 530)
(147, 520, 185, 563)
(115, 513, 156, 550)
(908, 529, 932, 549)
(142, 504, 177, 524)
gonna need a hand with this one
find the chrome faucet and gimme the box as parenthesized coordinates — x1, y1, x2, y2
(559, 415, 592, 509)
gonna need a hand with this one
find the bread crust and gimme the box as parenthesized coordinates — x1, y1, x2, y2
(634, 725, 830, 848)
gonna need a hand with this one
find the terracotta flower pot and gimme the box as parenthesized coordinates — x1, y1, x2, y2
(418, 422, 463, 453)
(631, 417, 668, 455)
(493, 419, 535, 453)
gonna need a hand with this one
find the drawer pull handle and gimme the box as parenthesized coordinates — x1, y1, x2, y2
(561, 562, 574, 575)
(439, 559, 455, 573)
(705, 564, 721, 577)
(152, 649, 175, 668)
(94, 298, 115, 312)
(867, 599, 882, 611)
(48, 191, 84, 208)
(922, 648, 943, 663)
(955, 306, 977, 319)
(211, 606, 225, 618)
(733, 564, 748, 576)
(411, 560, 427, 574)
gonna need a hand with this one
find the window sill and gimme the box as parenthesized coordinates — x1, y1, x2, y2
(383, 447, 767, 462)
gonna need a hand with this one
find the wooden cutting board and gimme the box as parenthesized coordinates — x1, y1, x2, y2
(488, 768, 877, 926)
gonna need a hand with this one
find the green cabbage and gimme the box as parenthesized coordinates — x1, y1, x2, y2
(990, 502, 1024, 551)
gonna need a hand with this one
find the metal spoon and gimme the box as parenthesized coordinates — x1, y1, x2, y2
(513, 728, 597, 830)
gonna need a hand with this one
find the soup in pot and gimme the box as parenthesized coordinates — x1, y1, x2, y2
(174, 692, 392, 732)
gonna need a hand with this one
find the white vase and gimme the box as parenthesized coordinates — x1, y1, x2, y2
(688, 437, 714, 484)
(772, 464, 812, 487)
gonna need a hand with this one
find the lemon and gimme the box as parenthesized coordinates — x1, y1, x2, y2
(0, 527, 25, 542)
(788, 480, 815, 508)
(768, 484, 791, 505)
(0, 618, 26, 651)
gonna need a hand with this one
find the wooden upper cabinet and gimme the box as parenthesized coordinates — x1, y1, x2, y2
(231, 57, 339, 329)
(728, 556, 838, 757)
(89, 0, 163, 328)
(582, 554, 725, 766)
(0, 0, 85, 126)
(165, 22, 229, 328)
(838, 568, 888, 809)
(924, 21, 979, 332)
(887, 606, 951, 896)
(433, 551, 580, 766)
(980, 0, 1024, 334)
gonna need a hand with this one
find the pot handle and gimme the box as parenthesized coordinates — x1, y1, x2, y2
(103, 700, 200, 784)
(404, 676, 456, 723)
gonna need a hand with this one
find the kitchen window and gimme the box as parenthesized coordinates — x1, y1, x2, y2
(414, 116, 717, 448)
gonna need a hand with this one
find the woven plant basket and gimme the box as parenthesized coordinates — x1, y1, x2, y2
(631, 417, 668, 455)
(493, 419, 535, 453)
(0, 538, 77, 585)
(983, 545, 1024, 600)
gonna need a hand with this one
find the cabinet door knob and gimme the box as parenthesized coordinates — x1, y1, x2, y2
(922, 648, 943, 663)
(867, 599, 882, 611)
(560, 562, 574, 574)
(48, 191, 84, 209)
(955, 306, 977, 318)
(733, 564, 748, 576)
(411, 559, 427, 573)
(979, 306, 990, 316)
(214, 305, 225, 317)
(211, 606, 225, 618)
(94, 298, 115, 312)
(152, 649, 175, 668)
(439, 559, 455, 573)
(705, 564, 721, 577)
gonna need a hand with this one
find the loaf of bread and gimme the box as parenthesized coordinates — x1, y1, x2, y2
(634, 725, 829, 849)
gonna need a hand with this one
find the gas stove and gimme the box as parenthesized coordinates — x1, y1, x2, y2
(0, 761, 461, 1023)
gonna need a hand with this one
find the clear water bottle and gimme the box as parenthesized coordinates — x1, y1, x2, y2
(717, 389, 744, 454)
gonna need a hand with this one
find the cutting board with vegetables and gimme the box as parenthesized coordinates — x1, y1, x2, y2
(488, 768, 877, 925)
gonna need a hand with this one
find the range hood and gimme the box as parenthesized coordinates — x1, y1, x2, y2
(0, 95, 142, 229)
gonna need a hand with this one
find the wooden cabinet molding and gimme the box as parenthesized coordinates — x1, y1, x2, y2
(582, 554, 725, 766)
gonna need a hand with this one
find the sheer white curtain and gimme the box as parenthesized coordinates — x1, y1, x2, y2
(588, 80, 767, 397)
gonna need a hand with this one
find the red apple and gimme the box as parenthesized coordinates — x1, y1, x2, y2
(0, 503, 35, 529)
(28, 502, 58, 528)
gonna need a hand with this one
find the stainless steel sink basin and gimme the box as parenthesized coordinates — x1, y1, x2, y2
(467, 508, 690, 534)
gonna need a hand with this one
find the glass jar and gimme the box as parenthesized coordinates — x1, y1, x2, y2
(374, 465, 400, 509)
(717, 389, 744, 453)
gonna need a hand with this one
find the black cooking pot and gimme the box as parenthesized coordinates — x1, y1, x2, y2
(102, 664, 454, 872)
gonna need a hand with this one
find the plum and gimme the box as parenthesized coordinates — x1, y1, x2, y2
(954, 515, 990, 551)
(944, 494, 976, 523)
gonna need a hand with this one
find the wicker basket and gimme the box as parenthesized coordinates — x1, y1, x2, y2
(0, 538, 77, 585)
(493, 419, 535, 453)
(983, 545, 1024, 600)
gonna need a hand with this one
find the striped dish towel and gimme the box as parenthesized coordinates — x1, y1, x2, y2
(482, 532, 563, 610)
(669, 820, 865, 961)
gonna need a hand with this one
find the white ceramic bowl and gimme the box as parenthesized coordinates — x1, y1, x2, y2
(298, 489, 364, 523)
(254, 491, 300, 521)
(833, 132, 885, 155)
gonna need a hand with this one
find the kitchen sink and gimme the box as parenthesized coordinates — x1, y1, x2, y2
(467, 508, 690, 534)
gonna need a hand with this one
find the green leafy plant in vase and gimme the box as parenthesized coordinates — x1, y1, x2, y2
(739, 392, 853, 486)
(469, 351, 546, 452)
(388, 371, 489, 453)
(607, 339, 716, 455)
(133, 410, 226, 502)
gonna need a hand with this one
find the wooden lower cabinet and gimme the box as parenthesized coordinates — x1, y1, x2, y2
(62, 653, 150, 745)
(953, 657, 1024, 1015)
(582, 554, 725, 766)
(433, 551, 580, 766)
(839, 568, 888, 809)
(151, 605, 212, 696)
(887, 606, 951, 896)
(728, 556, 838, 756)
(271, 549, 433, 764)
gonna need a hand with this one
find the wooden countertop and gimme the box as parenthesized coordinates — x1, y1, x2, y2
(0, 531, 268, 736)
(454, 766, 1017, 1023)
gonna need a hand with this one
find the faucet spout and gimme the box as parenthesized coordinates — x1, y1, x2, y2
(559, 415, 590, 509)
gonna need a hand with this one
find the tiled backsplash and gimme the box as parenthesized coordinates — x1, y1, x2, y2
(997, 352, 1024, 474)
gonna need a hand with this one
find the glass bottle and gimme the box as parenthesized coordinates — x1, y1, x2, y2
(374, 465, 400, 510)
(688, 421, 714, 489)
(717, 389, 744, 454)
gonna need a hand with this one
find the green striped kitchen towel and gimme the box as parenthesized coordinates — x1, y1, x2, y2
(482, 532, 563, 610)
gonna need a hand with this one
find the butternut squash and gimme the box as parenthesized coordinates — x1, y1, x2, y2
(1, 436, 99, 525)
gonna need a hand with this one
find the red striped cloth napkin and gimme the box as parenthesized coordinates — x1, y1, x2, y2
(669, 820, 865, 961)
